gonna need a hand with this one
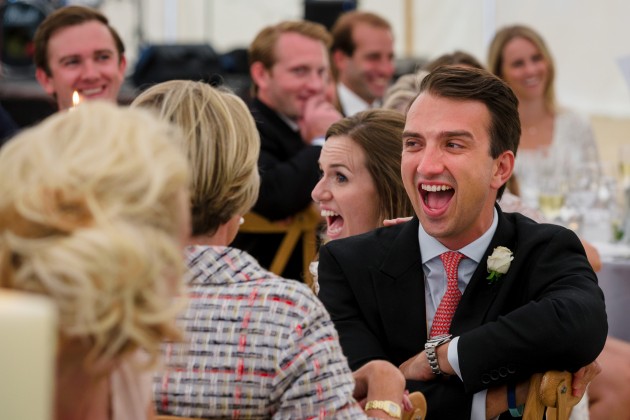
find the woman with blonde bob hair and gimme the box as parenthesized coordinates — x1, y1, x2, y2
(132, 80, 412, 419)
(0, 101, 191, 419)
(132, 80, 259, 238)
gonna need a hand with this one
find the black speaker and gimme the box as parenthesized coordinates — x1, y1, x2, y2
(132, 43, 222, 90)
(304, 0, 357, 30)
(0, 0, 54, 78)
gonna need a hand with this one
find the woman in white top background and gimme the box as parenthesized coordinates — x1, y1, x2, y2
(487, 25, 603, 223)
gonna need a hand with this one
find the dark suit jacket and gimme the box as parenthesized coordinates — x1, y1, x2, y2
(318, 208, 607, 418)
(0, 103, 18, 148)
(231, 98, 321, 280)
(249, 98, 321, 220)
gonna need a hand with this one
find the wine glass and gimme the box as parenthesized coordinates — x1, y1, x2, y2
(537, 159, 567, 222)
(620, 144, 630, 187)
(619, 145, 630, 243)
(516, 146, 551, 210)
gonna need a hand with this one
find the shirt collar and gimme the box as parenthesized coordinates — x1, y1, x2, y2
(277, 111, 299, 132)
(418, 207, 499, 264)
(337, 82, 378, 116)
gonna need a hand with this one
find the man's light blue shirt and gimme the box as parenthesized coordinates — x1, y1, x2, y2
(418, 207, 498, 420)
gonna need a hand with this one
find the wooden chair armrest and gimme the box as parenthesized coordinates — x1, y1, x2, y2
(523, 370, 582, 420)
(402, 391, 427, 420)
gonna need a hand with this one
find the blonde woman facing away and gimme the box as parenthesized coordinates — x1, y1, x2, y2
(0, 102, 191, 420)
(132, 80, 412, 419)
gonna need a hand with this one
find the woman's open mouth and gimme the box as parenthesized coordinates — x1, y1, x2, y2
(321, 209, 344, 238)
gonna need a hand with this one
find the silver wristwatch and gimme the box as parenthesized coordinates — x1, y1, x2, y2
(424, 334, 452, 375)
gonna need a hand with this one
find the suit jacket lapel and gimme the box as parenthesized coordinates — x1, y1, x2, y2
(452, 206, 517, 334)
(373, 218, 428, 355)
(369, 208, 518, 351)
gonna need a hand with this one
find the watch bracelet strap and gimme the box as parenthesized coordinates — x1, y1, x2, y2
(426, 344, 442, 375)
(425, 334, 452, 376)
(364, 400, 402, 419)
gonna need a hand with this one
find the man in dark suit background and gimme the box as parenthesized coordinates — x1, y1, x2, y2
(318, 66, 607, 419)
(233, 20, 342, 280)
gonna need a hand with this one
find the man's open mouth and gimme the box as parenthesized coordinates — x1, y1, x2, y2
(420, 184, 454, 211)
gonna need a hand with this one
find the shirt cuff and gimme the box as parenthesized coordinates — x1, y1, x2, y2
(472, 389, 490, 420)
(449, 337, 494, 420)
(311, 136, 326, 147)
(447, 336, 462, 378)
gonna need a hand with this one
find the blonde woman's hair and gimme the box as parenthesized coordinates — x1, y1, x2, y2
(382, 72, 426, 114)
(487, 24, 556, 112)
(0, 101, 190, 368)
(383, 51, 484, 114)
(132, 80, 260, 236)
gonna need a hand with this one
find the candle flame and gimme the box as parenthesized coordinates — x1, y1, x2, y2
(72, 91, 80, 108)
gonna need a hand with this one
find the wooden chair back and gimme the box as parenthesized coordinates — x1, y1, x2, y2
(523, 370, 582, 420)
(240, 205, 320, 287)
(403, 391, 427, 420)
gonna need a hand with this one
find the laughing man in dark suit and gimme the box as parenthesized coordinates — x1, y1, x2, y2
(318, 66, 607, 419)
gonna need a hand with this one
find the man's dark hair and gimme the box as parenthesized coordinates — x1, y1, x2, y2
(330, 11, 391, 57)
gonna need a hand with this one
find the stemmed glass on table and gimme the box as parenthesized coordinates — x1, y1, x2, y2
(619, 144, 630, 244)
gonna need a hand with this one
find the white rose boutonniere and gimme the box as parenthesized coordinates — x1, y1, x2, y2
(486, 246, 513, 284)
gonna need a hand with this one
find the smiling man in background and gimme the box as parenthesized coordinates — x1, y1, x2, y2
(33, 5, 126, 110)
(330, 11, 395, 116)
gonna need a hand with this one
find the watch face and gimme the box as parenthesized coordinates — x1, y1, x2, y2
(366, 400, 401, 418)
(386, 401, 401, 415)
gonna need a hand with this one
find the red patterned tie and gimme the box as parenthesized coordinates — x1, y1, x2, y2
(430, 251, 466, 338)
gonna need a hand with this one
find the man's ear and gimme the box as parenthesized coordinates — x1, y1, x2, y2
(332, 49, 348, 74)
(118, 54, 128, 76)
(35, 67, 55, 95)
(250, 61, 269, 92)
(491, 150, 515, 191)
